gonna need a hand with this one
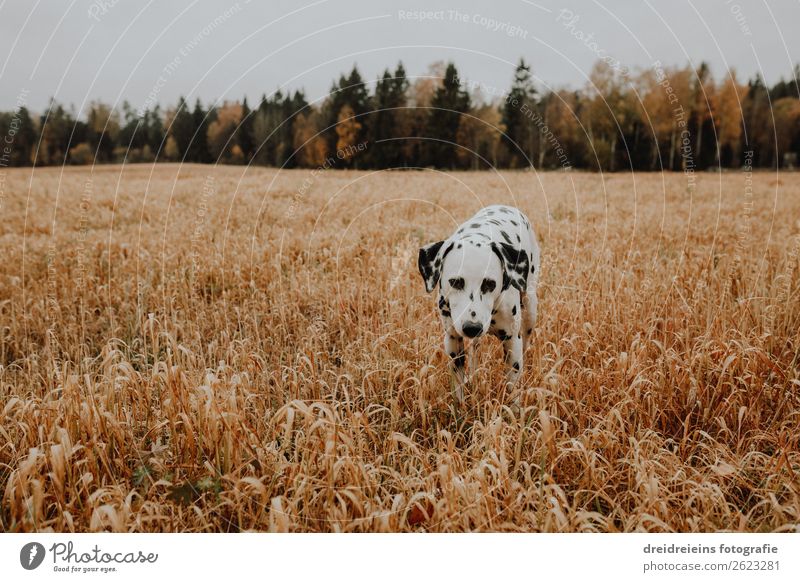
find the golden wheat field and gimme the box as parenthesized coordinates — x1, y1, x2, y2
(1, 163, 799, 533)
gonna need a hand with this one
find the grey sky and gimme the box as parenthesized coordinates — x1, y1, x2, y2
(1, 0, 798, 115)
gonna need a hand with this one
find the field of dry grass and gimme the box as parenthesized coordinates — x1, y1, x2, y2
(1, 163, 799, 532)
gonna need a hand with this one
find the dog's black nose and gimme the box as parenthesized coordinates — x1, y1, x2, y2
(462, 321, 483, 338)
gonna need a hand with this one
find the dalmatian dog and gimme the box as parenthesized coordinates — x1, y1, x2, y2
(418, 205, 540, 402)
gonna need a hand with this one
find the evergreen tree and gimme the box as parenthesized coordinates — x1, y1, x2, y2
(368, 62, 409, 168)
(502, 58, 537, 167)
(427, 62, 470, 168)
(238, 96, 255, 162)
(0, 106, 36, 166)
(39, 99, 77, 164)
(369, 69, 395, 168)
(323, 65, 369, 164)
(146, 105, 166, 156)
(189, 98, 211, 163)
(86, 101, 119, 163)
(18, 107, 37, 166)
(119, 101, 145, 151)
(322, 78, 345, 157)
(390, 62, 411, 167)
(742, 76, 770, 166)
(253, 92, 279, 165)
(690, 61, 715, 169)
(278, 90, 308, 168)
(171, 97, 195, 160)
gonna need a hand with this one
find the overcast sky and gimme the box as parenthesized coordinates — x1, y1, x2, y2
(1, 0, 798, 114)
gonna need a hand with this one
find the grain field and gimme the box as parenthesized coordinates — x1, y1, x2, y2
(1, 164, 799, 532)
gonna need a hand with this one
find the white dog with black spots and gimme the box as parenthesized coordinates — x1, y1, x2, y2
(418, 205, 540, 402)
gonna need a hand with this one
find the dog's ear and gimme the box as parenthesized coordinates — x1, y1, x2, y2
(491, 242, 530, 292)
(418, 240, 449, 293)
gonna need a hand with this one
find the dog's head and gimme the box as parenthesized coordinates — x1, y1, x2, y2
(418, 240, 529, 339)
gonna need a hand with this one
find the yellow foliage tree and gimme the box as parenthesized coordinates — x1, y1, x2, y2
(714, 71, 748, 165)
(335, 105, 362, 166)
(207, 101, 243, 161)
(293, 111, 329, 167)
(164, 135, 180, 161)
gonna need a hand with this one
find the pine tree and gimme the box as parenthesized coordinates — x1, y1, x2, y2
(322, 77, 345, 156)
(369, 69, 395, 168)
(389, 63, 411, 167)
(189, 98, 211, 163)
(119, 101, 145, 152)
(32, 100, 81, 165)
(323, 65, 369, 164)
(4, 106, 36, 166)
(772, 97, 800, 166)
(691, 62, 714, 169)
(279, 90, 308, 168)
(238, 96, 255, 162)
(86, 101, 119, 162)
(427, 62, 470, 168)
(171, 97, 195, 160)
(252, 92, 280, 165)
(146, 105, 166, 157)
(502, 58, 537, 167)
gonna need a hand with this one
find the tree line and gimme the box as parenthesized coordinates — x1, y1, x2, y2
(2, 59, 799, 171)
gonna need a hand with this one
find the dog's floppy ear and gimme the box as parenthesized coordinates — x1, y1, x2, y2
(418, 240, 450, 293)
(491, 242, 530, 292)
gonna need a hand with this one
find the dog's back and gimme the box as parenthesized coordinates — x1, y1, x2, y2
(452, 205, 540, 287)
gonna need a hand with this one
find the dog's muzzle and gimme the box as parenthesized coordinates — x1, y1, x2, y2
(462, 321, 483, 338)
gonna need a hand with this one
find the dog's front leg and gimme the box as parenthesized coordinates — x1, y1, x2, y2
(502, 333, 523, 387)
(444, 329, 466, 403)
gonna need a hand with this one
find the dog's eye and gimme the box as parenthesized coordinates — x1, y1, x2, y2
(448, 277, 465, 291)
(481, 278, 496, 294)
